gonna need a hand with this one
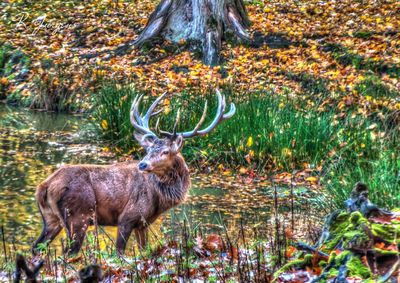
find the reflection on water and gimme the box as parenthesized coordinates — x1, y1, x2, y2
(0, 104, 322, 252)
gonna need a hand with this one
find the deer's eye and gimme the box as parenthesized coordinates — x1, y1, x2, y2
(162, 150, 169, 155)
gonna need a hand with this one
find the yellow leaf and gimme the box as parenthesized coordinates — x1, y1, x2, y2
(101, 120, 108, 130)
(248, 150, 254, 158)
(0, 77, 8, 85)
(306, 176, 318, 183)
(246, 136, 253, 147)
(281, 148, 292, 157)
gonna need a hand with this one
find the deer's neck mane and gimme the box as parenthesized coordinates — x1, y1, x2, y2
(150, 154, 190, 204)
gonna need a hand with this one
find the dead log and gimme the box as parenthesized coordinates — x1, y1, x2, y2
(275, 182, 400, 283)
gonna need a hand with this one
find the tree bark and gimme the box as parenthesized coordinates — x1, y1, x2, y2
(133, 0, 250, 66)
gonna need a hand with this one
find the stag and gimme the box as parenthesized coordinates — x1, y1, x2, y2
(32, 90, 235, 255)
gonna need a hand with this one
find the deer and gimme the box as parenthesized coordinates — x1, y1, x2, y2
(32, 90, 235, 255)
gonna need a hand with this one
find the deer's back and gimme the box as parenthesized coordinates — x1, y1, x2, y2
(37, 162, 149, 223)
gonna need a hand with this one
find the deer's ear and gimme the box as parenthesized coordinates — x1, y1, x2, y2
(134, 132, 156, 148)
(172, 135, 184, 152)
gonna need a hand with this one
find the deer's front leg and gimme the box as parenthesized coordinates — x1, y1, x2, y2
(134, 228, 148, 249)
(116, 221, 134, 254)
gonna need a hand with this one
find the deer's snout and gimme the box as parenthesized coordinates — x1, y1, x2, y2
(138, 162, 149, 171)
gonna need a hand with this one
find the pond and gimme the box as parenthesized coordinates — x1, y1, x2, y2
(0, 104, 324, 255)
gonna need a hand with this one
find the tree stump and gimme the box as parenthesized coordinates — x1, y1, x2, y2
(274, 183, 400, 282)
(133, 0, 250, 65)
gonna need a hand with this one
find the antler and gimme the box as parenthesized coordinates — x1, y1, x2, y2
(161, 89, 236, 138)
(130, 92, 167, 137)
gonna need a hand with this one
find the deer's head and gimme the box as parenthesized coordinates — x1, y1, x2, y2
(130, 90, 235, 175)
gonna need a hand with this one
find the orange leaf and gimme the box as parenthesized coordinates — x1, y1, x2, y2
(374, 242, 385, 249)
(285, 246, 297, 258)
(205, 234, 223, 252)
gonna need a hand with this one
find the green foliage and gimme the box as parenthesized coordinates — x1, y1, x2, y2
(323, 43, 400, 77)
(0, 43, 30, 101)
(91, 83, 142, 151)
(35, 241, 50, 254)
(353, 30, 373, 39)
(323, 150, 399, 209)
(29, 66, 84, 112)
(355, 75, 399, 98)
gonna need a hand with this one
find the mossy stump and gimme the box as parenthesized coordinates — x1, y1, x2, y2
(274, 183, 400, 282)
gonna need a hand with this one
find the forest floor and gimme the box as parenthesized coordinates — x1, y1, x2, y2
(0, 0, 399, 113)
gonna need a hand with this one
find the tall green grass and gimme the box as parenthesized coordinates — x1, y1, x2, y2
(92, 83, 399, 208)
(323, 150, 399, 209)
(91, 84, 338, 170)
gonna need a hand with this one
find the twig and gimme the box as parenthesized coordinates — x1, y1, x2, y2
(1, 226, 7, 264)
(293, 242, 329, 259)
(377, 259, 400, 283)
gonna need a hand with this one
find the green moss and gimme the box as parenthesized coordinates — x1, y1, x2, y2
(276, 210, 400, 281)
(325, 212, 370, 251)
(342, 230, 369, 248)
(326, 267, 339, 278)
(325, 251, 372, 279)
(347, 255, 371, 278)
(373, 248, 399, 256)
(327, 252, 336, 265)
(334, 250, 351, 261)
(273, 254, 313, 278)
(371, 223, 400, 244)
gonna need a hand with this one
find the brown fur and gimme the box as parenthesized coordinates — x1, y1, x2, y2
(32, 138, 190, 255)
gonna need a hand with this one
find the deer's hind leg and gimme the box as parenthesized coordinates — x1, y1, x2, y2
(64, 217, 91, 255)
(32, 210, 62, 255)
(58, 184, 96, 255)
(116, 221, 135, 254)
(134, 228, 148, 249)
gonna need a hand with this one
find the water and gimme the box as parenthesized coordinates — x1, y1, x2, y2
(0, 104, 322, 253)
